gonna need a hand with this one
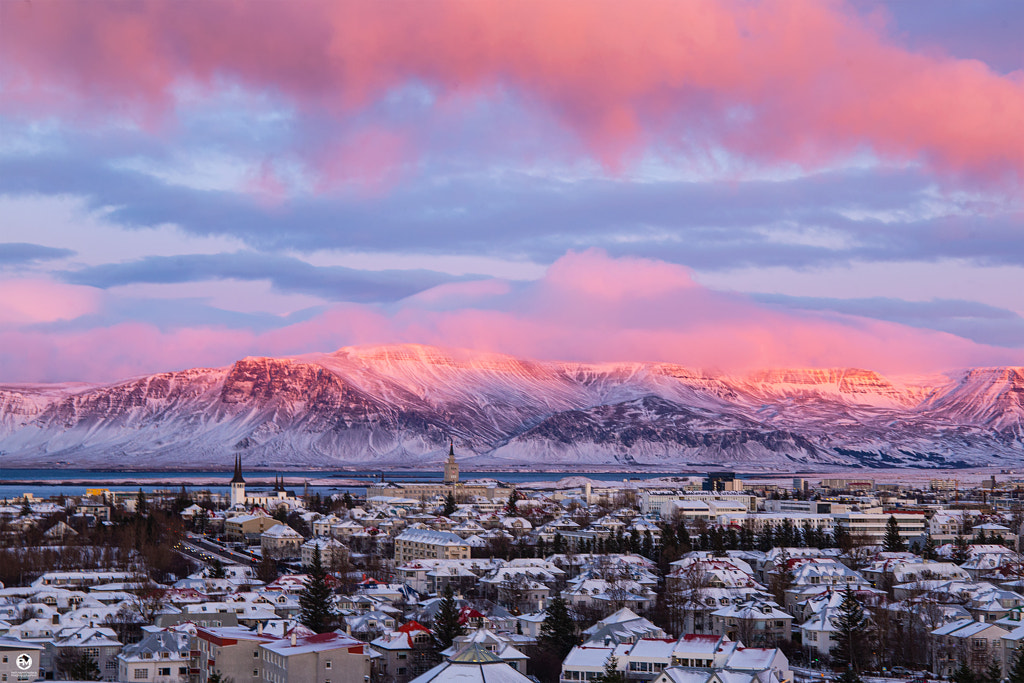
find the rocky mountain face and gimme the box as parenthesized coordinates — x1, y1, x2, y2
(1, 344, 1023, 470)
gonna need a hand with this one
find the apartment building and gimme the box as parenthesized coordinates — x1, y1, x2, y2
(393, 529, 471, 563)
(260, 631, 373, 683)
(832, 513, 926, 545)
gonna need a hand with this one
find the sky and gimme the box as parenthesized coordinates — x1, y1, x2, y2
(1, 0, 1023, 383)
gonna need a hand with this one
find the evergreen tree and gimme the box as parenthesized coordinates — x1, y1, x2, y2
(20, 500, 31, 516)
(173, 485, 191, 513)
(725, 527, 739, 551)
(208, 674, 225, 683)
(833, 586, 871, 672)
(343, 491, 354, 509)
(922, 533, 939, 560)
(507, 488, 521, 513)
(208, 559, 226, 579)
(983, 656, 1003, 683)
(642, 530, 654, 559)
(135, 488, 148, 516)
(951, 659, 976, 683)
(1007, 649, 1024, 683)
(538, 594, 577, 660)
(58, 652, 102, 681)
(298, 544, 336, 633)
(676, 524, 691, 551)
(594, 656, 626, 683)
(883, 516, 906, 552)
(443, 492, 458, 517)
(629, 528, 641, 554)
(802, 520, 815, 548)
(779, 519, 795, 547)
(711, 528, 726, 557)
(433, 583, 464, 648)
(739, 524, 755, 551)
(553, 532, 566, 555)
(954, 535, 970, 563)
(836, 668, 864, 683)
(196, 507, 210, 532)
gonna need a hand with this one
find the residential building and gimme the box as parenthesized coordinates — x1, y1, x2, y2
(225, 513, 278, 543)
(0, 637, 44, 683)
(261, 524, 303, 560)
(195, 625, 279, 683)
(259, 631, 373, 683)
(116, 630, 191, 683)
(394, 529, 471, 564)
(371, 621, 438, 683)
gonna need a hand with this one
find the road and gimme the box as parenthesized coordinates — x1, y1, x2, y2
(177, 533, 258, 566)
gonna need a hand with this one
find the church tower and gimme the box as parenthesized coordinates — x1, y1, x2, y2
(444, 440, 459, 485)
(230, 454, 246, 507)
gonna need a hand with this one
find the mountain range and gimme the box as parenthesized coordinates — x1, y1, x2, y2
(1, 344, 1022, 470)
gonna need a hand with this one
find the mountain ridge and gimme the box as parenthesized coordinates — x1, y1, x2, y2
(1, 344, 1022, 470)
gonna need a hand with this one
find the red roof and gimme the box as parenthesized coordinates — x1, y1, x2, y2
(457, 606, 485, 624)
(397, 620, 431, 634)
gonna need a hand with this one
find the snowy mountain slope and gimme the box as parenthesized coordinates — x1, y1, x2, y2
(0, 344, 1023, 469)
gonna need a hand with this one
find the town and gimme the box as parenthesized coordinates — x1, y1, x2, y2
(3, 454, 1024, 683)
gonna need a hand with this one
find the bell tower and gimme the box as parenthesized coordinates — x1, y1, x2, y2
(443, 440, 459, 485)
(230, 454, 246, 507)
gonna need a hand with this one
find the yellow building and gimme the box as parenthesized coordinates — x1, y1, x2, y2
(394, 528, 471, 563)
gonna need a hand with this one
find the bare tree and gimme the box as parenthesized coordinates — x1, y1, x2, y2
(670, 560, 713, 634)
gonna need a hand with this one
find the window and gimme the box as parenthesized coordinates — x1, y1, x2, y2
(134, 669, 149, 680)
(326, 660, 332, 669)
(159, 668, 171, 676)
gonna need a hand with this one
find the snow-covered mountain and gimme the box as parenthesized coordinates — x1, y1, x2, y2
(1, 344, 1023, 470)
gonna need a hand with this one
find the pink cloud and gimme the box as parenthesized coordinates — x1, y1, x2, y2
(0, 279, 101, 325)
(0, 251, 1017, 383)
(1, 1, 1022, 183)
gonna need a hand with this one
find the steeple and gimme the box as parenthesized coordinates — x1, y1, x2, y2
(231, 454, 245, 484)
(444, 439, 459, 485)
(230, 454, 246, 508)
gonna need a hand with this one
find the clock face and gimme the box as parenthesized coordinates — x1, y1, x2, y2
(16, 653, 32, 670)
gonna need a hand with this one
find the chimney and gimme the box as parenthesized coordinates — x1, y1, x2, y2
(290, 631, 297, 646)
(257, 622, 263, 635)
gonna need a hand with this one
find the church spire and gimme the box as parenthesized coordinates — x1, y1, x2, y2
(444, 438, 459, 485)
(231, 454, 245, 484)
